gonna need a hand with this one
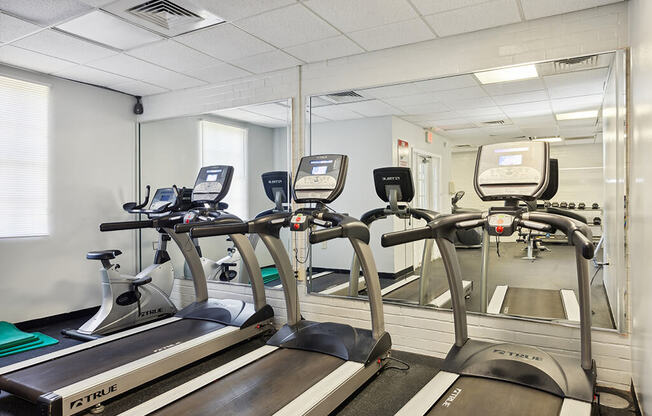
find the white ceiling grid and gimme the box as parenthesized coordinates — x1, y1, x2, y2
(0, 0, 623, 97)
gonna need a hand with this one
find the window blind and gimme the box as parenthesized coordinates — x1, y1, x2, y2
(0, 74, 49, 238)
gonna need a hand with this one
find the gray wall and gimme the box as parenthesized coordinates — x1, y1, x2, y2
(0, 64, 137, 322)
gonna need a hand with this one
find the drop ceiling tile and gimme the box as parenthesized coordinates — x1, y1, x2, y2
(500, 101, 552, 116)
(481, 78, 546, 95)
(0, 0, 92, 26)
(309, 114, 332, 123)
(88, 54, 205, 90)
(461, 106, 505, 118)
(433, 86, 488, 101)
(0, 45, 74, 73)
(348, 18, 434, 51)
(126, 40, 220, 73)
(13, 29, 116, 64)
(411, 0, 492, 15)
(510, 114, 557, 127)
(303, 0, 418, 33)
(446, 96, 496, 110)
(246, 102, 290, 120)
(111, 79, 167, 96)
(310, 105, 365, 121)
(557, 118, 598, 128)
(78, 0, 115, 6)
(543, 68, 609, 99)
(192, 0, 296, 22)
(57, 10, 162, 50)
(235, 4, 338, 49)
(520, 0, 623, 20)
(399, 102, 451, 114)
(415, 74, 479, 92)
(491, 90, 549, 106)
(0, 13, 42, 44)
(185, 62, 251, 84)
(230, 50, 301, 74)
(52, 64, 132, 85)
(425, 0, 521, 37)
(551, 94, 604, 113)
(284, 35, 363, 63)
(411, 111, 461, 122)
(176, 24, 274, 62)
(382, 92, 443, 107)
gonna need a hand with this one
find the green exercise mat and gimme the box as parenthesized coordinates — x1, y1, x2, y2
(0, 322, 59, 357)
(0, 321, 39, 349)
(261, 267, 280, 283)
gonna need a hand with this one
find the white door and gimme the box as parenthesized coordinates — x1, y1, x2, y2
(412, 150, 440, 267)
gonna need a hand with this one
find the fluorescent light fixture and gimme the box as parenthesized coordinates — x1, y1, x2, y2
(474, 64, 538, 84)
(56, 10, 162, 50)
(555, 110, 599, 121)
(533, 137, 563, 142)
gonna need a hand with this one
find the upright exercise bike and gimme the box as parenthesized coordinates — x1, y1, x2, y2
(62, 186, 185, 341)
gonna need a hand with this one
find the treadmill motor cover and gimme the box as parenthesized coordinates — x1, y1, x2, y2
(474, 141, 549, 202)
(373, 167, 415, 203)
(293, 154, 348, 203)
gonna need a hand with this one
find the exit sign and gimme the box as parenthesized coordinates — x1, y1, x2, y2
(425, 131, 433, 143)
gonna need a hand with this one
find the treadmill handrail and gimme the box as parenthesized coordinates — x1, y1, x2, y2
(381, 211, 594, 370)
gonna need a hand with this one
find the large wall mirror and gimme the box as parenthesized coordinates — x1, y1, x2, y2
(138, 99, 292, 292)
(307, 50, 627, 332)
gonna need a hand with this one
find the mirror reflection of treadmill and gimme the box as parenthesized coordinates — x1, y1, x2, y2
(316, 167, 472, 308)
(485, 157, 581, 323)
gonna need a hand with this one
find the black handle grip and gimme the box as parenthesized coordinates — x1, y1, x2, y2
(174, 222, 200, 233)
(190, 222, 249, 238)
(100, 220, 154, 232)
(309, 227, 343, 244)
(571, 230, 595, 259)
(381, 226, 432, 247)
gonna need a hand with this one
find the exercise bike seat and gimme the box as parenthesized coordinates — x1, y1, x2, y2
(87, 250, 123, 260)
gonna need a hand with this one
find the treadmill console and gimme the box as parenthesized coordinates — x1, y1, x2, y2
(191, 165, 234, 203)
(474, 141, 549, 201)
(293, 154, 348, 203)
(262, 171, 291, 204)
(373, 167, 414, 203)
(149, 188, 177, 211)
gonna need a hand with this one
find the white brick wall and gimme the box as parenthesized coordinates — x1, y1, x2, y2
(155, 2, 632, 390)
(172, 279, 632, 390)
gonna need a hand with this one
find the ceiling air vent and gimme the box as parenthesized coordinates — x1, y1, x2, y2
(481, 120, 506, 126)
(321, 91, 365, 104)
(565, 136, 596, 141)
(103, 0, 224, 36)
(553, 55, 599, 72)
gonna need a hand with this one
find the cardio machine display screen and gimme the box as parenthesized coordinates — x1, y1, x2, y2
(158, 191, 173, 202)
(311, 165, 328, 175)
(205, 169, 222, 182)
(498, 154, 523, 166)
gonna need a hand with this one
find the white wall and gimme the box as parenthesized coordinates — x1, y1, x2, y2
(0, 64, 137, 322)
(310, 116, 394, 272)
(629, 0, 652, 412)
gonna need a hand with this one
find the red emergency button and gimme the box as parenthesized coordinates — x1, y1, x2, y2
(293, 223, 300, 230)
(496, 226, 504, 234)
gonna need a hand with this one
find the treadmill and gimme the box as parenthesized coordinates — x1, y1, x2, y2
(486, 159, 582, 322)
(118, 154, 392, 416)
(382, 141, 596, 416)
(324, 167, 472, 307)
(0, 166, 274, 416)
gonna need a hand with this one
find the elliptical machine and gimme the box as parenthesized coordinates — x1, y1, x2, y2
(62, 186, 185, 341)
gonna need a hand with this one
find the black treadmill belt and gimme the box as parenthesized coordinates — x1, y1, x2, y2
(427, 376, 563, 415)
(502, 288, 566, 319)
(0, 319, 226, 401)
(151, 348, 344, 416)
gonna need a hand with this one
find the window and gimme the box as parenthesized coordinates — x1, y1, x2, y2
(0, 75, 49, 238)
(200, 120, 248, 219)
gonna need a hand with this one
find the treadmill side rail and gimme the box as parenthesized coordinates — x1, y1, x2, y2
(395, 371, 459, 416)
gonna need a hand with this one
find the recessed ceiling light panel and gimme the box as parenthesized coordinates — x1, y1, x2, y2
(533, 137, 563, 142)
(474, 64, 539, 84)
(56, 10, 162, 50)
(555, 110, 599, 120)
